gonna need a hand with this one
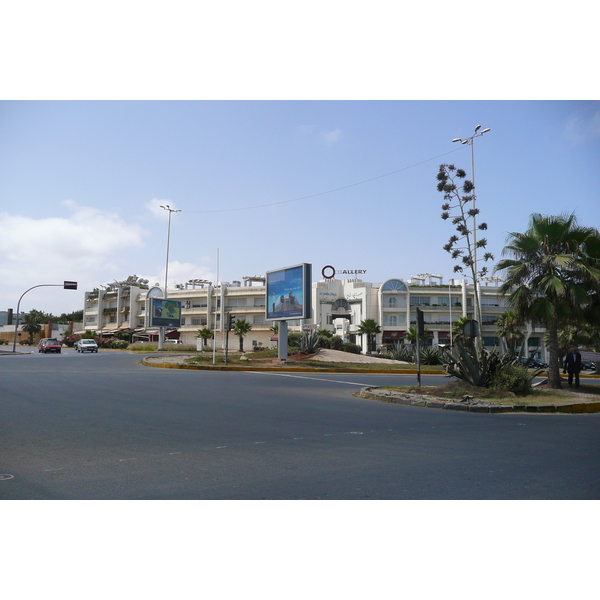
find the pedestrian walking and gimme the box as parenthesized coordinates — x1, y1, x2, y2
(563, 346, 582, 388)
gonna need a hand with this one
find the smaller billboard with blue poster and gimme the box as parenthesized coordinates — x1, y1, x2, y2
(150, 298, 182, 328)
(266, 263, 311, 321)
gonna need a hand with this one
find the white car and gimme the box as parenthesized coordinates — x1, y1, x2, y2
(76, 339, 99, 353)
(165, 339, 183, 344)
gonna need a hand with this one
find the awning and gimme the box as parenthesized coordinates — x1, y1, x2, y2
(382, 330, 404, 339)
(270, 334, 278, 341)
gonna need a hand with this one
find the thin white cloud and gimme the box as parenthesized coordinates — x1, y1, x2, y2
(146, 198, 180, 219)
(319, 128, 343, 145)
(564, 110, 600, 144)
(147, 261, 217, 290)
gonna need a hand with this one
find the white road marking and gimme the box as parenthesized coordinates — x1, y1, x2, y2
(247, 371, 372, 386)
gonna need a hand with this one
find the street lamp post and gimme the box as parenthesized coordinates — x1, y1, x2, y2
(452, 125, 490, 339)
(159, 204, 181, 350)
(12, 282, 78, 352)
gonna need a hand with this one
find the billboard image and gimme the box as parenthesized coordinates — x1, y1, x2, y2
(266, 263, 312, 321)
(150, 298, 182, 328)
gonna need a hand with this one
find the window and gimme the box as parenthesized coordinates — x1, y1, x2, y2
(410, 297, 430, 306)
(191, 318, 207, 326)
(483, 336, 499, 346)
(384, 314, 405, 325)
(388, 297, 397, 308)
(332, 299, 351, 311)
(254, 298, 265, 307)
(227, 297, 250, 308)
(482, 316, 498, 325)
(253, 315, 266, 325)
(382, 279, 407, 291)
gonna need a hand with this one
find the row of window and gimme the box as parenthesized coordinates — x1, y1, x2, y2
(407, 297, 471, 307)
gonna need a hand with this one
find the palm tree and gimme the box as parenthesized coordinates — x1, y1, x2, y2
(196, 327, 212, 348)
(233, 319, 252, 352)
(451, 316, 472, 347)
(404, 325, 430, 345)
(357, 319, 381, 354)
(495, 213, 600, 388)
(495, 311, 525, 355)
(21, 310, 43, 343)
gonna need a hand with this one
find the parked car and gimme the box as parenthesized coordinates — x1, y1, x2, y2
(165, 339, 183, 344)
(76, 339, 98, 353)
(39, 338, 62, 354)
(580, 360, 596, 371)
(518, 357, 548, 369)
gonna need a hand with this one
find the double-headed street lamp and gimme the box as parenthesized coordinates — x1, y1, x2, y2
(452, 125, 490, 334)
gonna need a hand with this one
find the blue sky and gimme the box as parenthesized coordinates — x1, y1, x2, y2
(1, 100, 598, 315)
(1, 2, 598, 316)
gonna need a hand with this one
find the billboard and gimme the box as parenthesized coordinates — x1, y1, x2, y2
(150, 298, 182, 328)
(266, 263, 312, 321)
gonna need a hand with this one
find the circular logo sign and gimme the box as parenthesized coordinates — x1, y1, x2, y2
(322, 265, 336, 279)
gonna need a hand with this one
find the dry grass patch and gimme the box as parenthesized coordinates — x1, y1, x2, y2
(379, 381, 600, 406)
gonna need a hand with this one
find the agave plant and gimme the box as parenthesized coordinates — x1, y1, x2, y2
(441, 341, 516, 387)
(388, 342, 416, 363)
(299, 331, 320, 354)
(420, 347, 443, 365)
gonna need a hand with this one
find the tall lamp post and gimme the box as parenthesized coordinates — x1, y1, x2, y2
(159, 204, 181, 350)
(452, 125, 490, 336)
(12, 281, 77, 352)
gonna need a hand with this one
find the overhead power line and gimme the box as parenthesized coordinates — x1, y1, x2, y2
(182, 147, 464, 214)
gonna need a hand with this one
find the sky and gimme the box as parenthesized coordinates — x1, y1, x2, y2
(1, 99, 598, 316)
(1, 3, 598, 318)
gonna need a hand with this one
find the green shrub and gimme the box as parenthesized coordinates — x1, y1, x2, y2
(490, 364, 533, 396)
(329, 335, 343, 351)
(317, 335, 331, 349)
(342, 342, 361, 354)
(108, 339, 129, 350)
(287, 333, 303, 348)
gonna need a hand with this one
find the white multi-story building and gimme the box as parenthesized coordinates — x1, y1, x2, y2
(80, 272, 548, 360)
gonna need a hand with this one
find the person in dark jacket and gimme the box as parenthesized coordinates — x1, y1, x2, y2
(563, 347, 582, 388)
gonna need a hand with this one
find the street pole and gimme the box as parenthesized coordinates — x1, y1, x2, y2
(12, 282, 78, 352)
(449, 283, 453, 346)
(159, 205, 180, 350)
(452, 125, 490, 352)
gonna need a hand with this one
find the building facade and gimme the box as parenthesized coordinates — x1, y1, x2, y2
(80, 273, 548, 360)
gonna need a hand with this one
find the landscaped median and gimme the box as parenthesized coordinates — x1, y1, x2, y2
(140, 352, 600, 413)
(357, 386, 600, 414)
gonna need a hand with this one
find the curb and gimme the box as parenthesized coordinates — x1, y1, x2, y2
(139, 356, 444, 374)
(357, 387, 600, 414)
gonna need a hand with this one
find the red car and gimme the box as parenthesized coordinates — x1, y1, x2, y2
(38, 338, 62, 353)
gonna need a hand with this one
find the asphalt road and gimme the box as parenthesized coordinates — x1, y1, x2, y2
(2, 349, 599, 499)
